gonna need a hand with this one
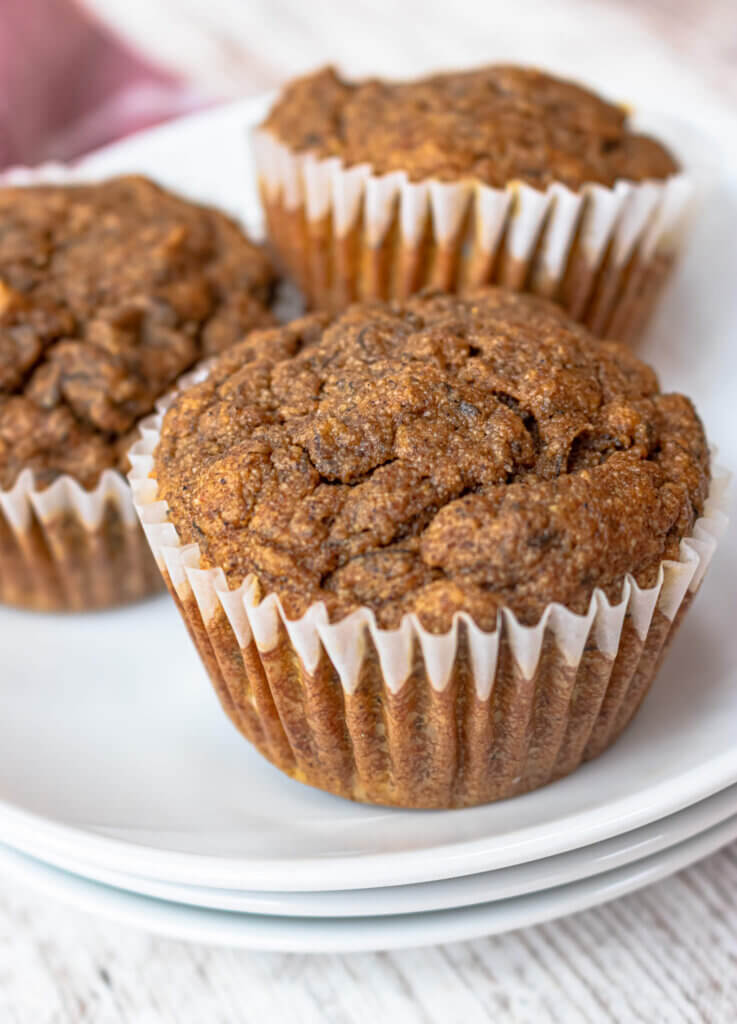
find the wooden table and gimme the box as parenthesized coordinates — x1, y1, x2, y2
(3, 2, 737, 1020)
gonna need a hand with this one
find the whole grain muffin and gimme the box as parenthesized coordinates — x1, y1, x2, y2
(135, 288, 718, 808)
(264, 65, 677, 190)
(0, 174, 276, 611)
(253, 65, 689, 340)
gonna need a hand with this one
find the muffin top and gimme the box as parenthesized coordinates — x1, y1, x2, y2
(154, 288, 708, 631)
(0, 175, 275, 490)
(262, 65, 678, 190)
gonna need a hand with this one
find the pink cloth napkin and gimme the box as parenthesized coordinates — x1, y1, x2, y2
(0, 0, 204, 169)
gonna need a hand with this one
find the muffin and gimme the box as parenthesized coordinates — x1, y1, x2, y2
(0, 174, 276, 611)
(130, 288, 725, 808)
(253, 65, 690, 341)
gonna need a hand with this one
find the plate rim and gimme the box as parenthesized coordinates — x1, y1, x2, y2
(1, 813, 736, 953)
(0, 746, 734, 892)
(3, 782, 736, 916)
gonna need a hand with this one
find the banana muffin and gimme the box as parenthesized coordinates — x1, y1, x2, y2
(131, 288, 720, 808)
(254, 65, 689, 339)
(0, 174, 275, 611)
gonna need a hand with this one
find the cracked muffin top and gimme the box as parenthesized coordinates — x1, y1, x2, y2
(154, 288, 709, 631)
(0, 175, 275, 490)
(261, 65, 678, 190)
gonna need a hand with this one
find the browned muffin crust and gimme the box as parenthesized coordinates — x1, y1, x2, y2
(0, 175, 276, 490)
(154, 288, 709, 631)
(262, 65, 678, 190)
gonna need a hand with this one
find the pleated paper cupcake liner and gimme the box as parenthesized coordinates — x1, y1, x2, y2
(0, 468, 163, 611)
(128, 401, 728, 808)
(0, 163, 160, 612)
(251, 127, 692, 342)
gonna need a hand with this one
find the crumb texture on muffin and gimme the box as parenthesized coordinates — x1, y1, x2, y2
(262, 66, 678, 190)
(154, 288, 709, 631)
(0, 176, 275, 490)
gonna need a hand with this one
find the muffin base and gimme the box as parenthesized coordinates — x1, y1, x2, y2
(156, 584, 691, 809)
(0, 469, 163, 612)
(254, 129, 691, 343)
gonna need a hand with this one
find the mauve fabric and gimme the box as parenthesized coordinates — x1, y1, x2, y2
(0, 0, 203, 169)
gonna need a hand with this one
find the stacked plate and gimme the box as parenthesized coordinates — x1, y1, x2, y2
(0, 98, 734, 953)
(1, 580, 736, 953)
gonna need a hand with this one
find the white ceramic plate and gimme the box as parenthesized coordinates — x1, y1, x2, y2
(2, 814, 736, 953)
(0, 97, 734, 893)
(7, 783, 735, 918)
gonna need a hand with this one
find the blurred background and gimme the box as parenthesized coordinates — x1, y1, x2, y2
(3, 0, 737, 169)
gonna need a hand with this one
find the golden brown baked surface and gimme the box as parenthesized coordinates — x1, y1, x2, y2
(262, 65, 678, 189)
(0, 176, 275, 490)
(155, 288, 708, 631)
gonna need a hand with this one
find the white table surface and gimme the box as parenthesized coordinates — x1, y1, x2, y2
(4, 1, 737, 1020)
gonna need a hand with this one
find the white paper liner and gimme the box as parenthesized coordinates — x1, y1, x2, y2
(0, 467, 137, 534)
(128, 404, 728, 700)
(252, 127, 692, 333)
(0, 467, 162, 611)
